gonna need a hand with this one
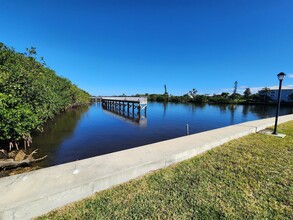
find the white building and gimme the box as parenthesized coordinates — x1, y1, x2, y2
(265, 86, 293, 102)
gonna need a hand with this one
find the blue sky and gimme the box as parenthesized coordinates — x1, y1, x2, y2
(1, 0, 293, 95)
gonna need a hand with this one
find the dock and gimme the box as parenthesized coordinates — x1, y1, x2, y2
(101, 96, 147, 114)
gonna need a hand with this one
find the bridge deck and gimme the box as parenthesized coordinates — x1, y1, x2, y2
(101, 97, 147, 104)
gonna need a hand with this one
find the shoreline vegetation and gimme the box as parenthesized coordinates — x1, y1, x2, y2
(128, 82, 293, 105)
(133, 91, 293, 105)
(0, 43, 90, 151)
(1, 41, 292, 165)
(38, 121, 293, 219)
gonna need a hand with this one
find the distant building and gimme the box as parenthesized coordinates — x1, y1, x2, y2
(262, 86, 293, 102)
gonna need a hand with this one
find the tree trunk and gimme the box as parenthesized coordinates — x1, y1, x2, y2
(0, 150, 47, 170)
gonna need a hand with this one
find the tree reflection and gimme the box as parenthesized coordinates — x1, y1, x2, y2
(32, 105, 89, 166)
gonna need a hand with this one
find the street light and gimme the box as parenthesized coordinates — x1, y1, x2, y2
(272, 72, 286, 135)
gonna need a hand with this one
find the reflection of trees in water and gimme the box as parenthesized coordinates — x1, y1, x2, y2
(242, 105, 250, 116)
(248, 105, 293, 118)
(32, 105, 89, 166)
(250, 105, 274, 118)
(209, 104, 231, 115)
(161, 102, 206, 117)
(212, 104, 228, 114)
(188, 103, 206, 114)
(210, 104, 293, 120)
(228, 105, 237, 124)
(194, 103, 206, 109)
(238, 104, 292, 119)
(163, 102, 168, 117)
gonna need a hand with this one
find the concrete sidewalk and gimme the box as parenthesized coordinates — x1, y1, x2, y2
(0, 114, 292, 220)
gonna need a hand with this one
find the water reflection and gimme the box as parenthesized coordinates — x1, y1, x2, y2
(102, 105, 147, 127)
(163, 102, 167, 117)
(241, 104, 291, 119)
(31, 102, 292, 167)
(242, 105, 249, 116)
(33, 105, 89, 166)
(228, 105, 237, 124)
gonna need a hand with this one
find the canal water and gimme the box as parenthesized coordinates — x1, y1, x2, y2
(33, 102, 293, 167)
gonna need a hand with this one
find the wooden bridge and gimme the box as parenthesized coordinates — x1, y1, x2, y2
(101, 96, 147, 114)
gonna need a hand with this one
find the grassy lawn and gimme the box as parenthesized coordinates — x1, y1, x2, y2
(39, 121, 293, 220)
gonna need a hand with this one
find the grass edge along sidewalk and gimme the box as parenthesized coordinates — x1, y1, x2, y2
(38, 121, 293, 220)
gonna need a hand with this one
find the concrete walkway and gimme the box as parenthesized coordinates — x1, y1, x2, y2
(0, 114, 292, 219)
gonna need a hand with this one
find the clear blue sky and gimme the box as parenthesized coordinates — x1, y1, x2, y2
(1, 0, 293, 95)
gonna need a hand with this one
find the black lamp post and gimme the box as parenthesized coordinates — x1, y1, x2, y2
(272, 72, 286, 135)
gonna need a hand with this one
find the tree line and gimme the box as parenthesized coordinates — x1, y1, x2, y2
(0, 43, 90, 149)
(137, 86, 293, 104)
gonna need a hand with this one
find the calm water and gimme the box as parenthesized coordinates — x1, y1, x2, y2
(33, 102, 293, 167)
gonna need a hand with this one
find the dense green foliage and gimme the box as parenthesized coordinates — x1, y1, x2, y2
(147, 92, 250, 104)
(0, 43, 90, 144)
(144, 87, 292, 104)
(39, 121, 293, 219)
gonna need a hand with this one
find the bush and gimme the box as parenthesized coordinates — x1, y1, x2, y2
(0, 43, 90, 145)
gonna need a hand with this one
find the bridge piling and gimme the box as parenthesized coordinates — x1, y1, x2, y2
(101, 97, 147, 116)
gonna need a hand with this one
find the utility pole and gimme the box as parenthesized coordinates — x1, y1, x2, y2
(233, 81, 238, 94)
(164, 84, 168, 95)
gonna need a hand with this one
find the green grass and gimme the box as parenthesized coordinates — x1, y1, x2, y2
(38, 122, 293, 220)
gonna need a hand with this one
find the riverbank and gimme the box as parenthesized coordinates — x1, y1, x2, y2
(0, 115, 292, 219)
(150, 98, 293, 106)
(0, 43, 90, 151)
(25, 102, 293, 168)
(39, 120, 293, 219)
